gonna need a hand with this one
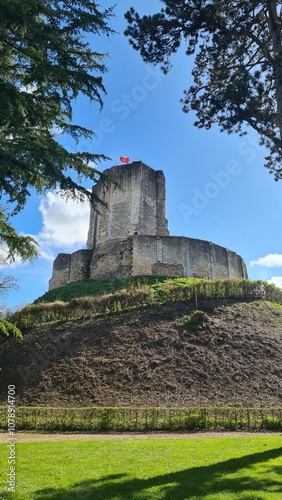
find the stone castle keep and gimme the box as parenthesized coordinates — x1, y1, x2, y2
(49, 161, 247, 290)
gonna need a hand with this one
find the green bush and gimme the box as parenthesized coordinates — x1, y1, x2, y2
(0, 318, 22, 338)
(9, 278, 282, 332)
(1, 406, 281, 432)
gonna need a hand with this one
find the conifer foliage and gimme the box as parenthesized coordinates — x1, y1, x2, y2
(0, 0, 113, 261)
(125, 1, 282, 179)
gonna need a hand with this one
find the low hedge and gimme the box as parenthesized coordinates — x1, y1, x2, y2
(0, 406, 281, 432)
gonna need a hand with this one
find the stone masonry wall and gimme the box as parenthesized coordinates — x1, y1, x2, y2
(69, 250, 91, 283)
(132, 235, 247, 280)
(86, 161, 169, 249)
(89, 238, 133, 280)
(49, 231, 247, 291)
(49, 250, 92, 291)
(49, 253, 71, 290)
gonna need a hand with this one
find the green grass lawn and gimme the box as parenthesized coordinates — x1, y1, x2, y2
(34, 275, 174, 303)
(0, 435, 281, 499)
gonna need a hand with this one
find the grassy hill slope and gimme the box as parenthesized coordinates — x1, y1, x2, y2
(1, 299, 282, 408)
(34, 276, 175, 303)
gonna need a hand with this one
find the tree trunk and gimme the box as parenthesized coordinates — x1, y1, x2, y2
(266, 0, 282, 141)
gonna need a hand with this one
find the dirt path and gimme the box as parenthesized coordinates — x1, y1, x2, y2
(0, 431, 281, 443)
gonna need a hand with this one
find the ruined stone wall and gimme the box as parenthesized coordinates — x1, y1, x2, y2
(132, 235, 247, 280)
(86, 235, 247, 282)
(69, 250, 91, 283)
(49, 250, 92, 291)
(86, 161, 169, 249)
(49, 235, 247, 290)
(156, 170, 169, 236)
(89, 238, 133, 280)
(49, 254, 71, 291)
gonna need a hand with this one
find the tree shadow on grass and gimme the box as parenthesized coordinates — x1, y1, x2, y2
(33, 447, 282, 500)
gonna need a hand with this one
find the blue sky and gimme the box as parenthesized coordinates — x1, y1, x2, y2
(2, 0, 282, 308)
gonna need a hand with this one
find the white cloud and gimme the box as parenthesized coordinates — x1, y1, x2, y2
(0, 245, 9, 263)
(0, 244, 26, 268)
(19, 84, 36, 94)
(1, 191, 91, 269)
(37, 191, 90, 250)
(268, 276, 282, 289)
(250, 253, 282, 267)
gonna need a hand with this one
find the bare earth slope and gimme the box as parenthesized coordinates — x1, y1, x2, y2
(1, 300, 282, 407)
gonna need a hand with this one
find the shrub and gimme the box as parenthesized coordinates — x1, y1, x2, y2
(9, 278, 282, 331)
(1, 406, 281, 432)
(0, 318, 22, 338)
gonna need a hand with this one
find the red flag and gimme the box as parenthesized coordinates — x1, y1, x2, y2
(119, 156, 130, 164)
